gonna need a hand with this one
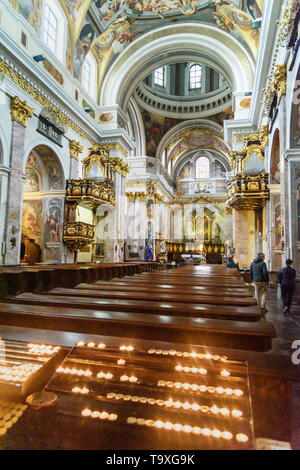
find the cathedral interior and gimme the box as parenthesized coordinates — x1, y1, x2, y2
(0, 0, 300, 452)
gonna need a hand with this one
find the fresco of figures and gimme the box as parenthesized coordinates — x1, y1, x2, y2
(9, 1, 265, 87)
(22, 201, 42, 241)
(13, 0, 43, 34)
(169, 128, 230, 164)
(45, 198, 63, 244)
(142, 111, 183, 157)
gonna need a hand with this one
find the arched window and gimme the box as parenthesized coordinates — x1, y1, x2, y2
(42, 0, 66, 63)
(82, 52, 97, 101)
(196, 157, 210, 179)
(154, 67, 165, 87)
(189, 64, 202, 90)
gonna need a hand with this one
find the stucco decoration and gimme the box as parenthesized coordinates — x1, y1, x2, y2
(54, 0, 263, 91)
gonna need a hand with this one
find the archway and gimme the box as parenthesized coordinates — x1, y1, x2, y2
(21, 145, 64, 265)
(100, 23, 255, 110)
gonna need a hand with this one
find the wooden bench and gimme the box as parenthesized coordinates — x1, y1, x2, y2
(13, 292, 262, 322)
(137, 272, 244, 281)
(0, 302, 275, 352)
(114, 276, 246, 288)
(76, 282, 252, 297)
(0, 262, 161, 297)
(50, 287, 257, 306)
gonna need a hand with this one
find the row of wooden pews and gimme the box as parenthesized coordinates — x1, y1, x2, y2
(0, 261, 161, 298)
(1, 264, 299, 449)
(0, 264, 276, 352)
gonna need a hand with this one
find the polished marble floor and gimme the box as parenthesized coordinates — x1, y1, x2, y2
(264, 288, 300, 449)
(264, 287, 300, 356)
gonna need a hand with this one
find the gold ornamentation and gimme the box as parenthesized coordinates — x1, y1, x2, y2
(69, 140, 83, 160)
(260, 0, 297, 123)
(100, 143, 127, 159)
(110, 157, 129, 176)
(166, 194, 226, 206)
(66, 179, 115, 206)
(63, 222, 95, 252)
(10, 96, 33, 126)
(0, 59, 95, 143)
(247, 181, 259, 191)
(166, 241, 225, 256)
(137, 192, 147, 201)
(82, 145, 129, 178)
(125, 181, 164, 204)
(226, 173, 269, 210)
(273, 65, 287, 101)
(125, 192, 136, 202)
(230, 130, 267, 173)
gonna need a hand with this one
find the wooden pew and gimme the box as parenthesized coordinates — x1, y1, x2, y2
(49, 287, 257, 306)
(13, 292, 262, 322)
(0, 262, 161, 297)
(0, 302, 276, 352)
(76, 282, 252, 298)
(113, 276, 246, 288)
(136, 273, 244, 283)
(139, 269, 241, 278)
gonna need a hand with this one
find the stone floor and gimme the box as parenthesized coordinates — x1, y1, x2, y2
(246, 286, 300, 356)
(263, 287, 300, 449)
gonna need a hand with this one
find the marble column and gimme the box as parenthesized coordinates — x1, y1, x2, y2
(0, 166, 10, 265)
(64, 143, 82, 263)
(113, 171, 123, 262)
(139, 197, 147, 260)
(233, 209, 256, 268)
(4, 120, 27, 265)
(69, 140, 82, 179)
(69, 155, 79, 179)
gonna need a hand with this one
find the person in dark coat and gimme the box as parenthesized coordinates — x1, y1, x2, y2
(277, 259, 297, 315)
(226, 257, 238, 269)
(250, 253, 269, 315)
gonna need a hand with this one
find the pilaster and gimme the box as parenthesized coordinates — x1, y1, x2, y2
(4, 119, 27, 265)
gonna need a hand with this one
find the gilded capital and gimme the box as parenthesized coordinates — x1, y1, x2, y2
(274, 65, 287, 101)
(126, 192, 136, 202)
(11, 96, 34, 126)
(70, 140, 83, 160)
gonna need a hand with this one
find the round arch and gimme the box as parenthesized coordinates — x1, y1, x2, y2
(100, 23, 255, 110)
(156, 119, 225, 162)
(127, 97, 146, 156)
(23, 138, 65, 182)
(173, 149, 230, 181)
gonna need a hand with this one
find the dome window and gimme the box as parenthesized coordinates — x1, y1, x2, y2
(189, 64, 202, 90)
(154, 67, 165, 87)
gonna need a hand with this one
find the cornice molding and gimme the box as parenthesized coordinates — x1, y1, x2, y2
(0, 165, 11, 176)
(0, 26, 135, 149)
(0, 28, 100, 142)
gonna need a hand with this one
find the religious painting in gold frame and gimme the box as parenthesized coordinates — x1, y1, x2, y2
(94, 242, 105, 258)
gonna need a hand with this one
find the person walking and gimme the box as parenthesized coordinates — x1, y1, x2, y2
(250, 253, 269, 315)
(277, 259, 296, 315)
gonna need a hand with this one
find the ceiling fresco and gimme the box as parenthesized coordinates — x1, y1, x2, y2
(167, 126, 231, 165)
(10, 0, 264, 95)
(141, 106, 233, 159)
(87, 0, 263, 91)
